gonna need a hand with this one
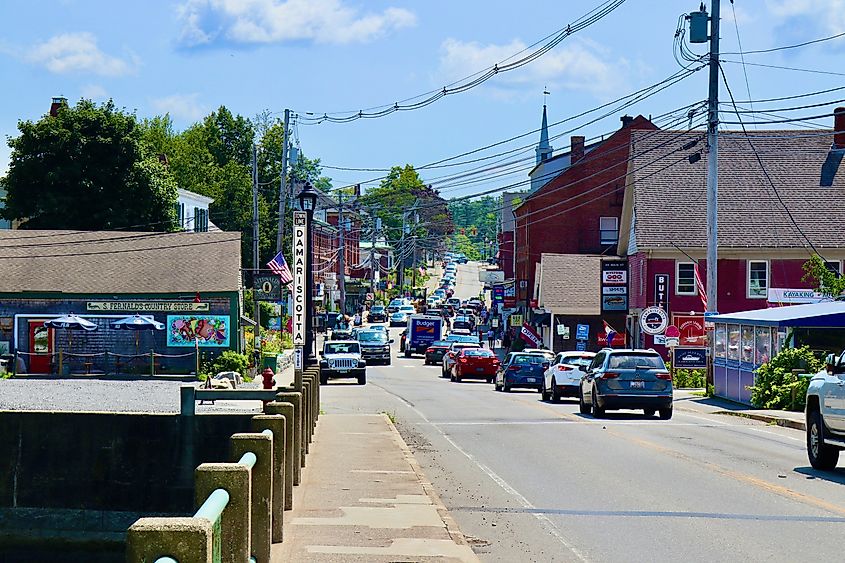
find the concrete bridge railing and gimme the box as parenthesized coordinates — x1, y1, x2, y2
(126, 366, 322, 563)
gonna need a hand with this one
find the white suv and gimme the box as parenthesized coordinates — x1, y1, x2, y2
(806, 353, 845, 469)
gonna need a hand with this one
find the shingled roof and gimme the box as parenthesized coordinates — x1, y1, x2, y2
(0, 230, 242, 294)
(621, 129, 845, 251)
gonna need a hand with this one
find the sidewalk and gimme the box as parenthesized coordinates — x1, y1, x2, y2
(673, 389, 807, 431)
(272, 413, 479, 562)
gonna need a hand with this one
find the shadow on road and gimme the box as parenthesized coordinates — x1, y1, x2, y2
(794, 466, 845, 485)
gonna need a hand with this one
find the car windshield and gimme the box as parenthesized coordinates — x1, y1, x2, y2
(562, 358, 593, 369)
(608, 353, 666, 369)
(447, 334, 479, 343)
(400, 306, 416, 313)
(453, 343, 480, 350)
(358, 332, 386, 343)
(463, 349, 494, 357)
(371, 306, 385, 312)
(325, 343, 360, 354)
(513, 354, 547, 365)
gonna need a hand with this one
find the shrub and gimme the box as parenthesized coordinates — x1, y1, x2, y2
(749, 346, 821, 411)
(669, 366, 706, 389)
(200, 350, 252, 381)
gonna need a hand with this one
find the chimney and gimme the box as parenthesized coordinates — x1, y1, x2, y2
(620, 114, 634, 128)
(49, 96, 67, 117)
(835, 107, 845, 149)
(570, 135, 585, 163)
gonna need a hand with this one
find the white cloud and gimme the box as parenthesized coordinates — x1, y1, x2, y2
(177, 0, 416, 47)
(80, 84, 108, 101)
(25, 32, 133, 76)
(151, 93, 207, 121)
(766, 0, 845, 34)
(438, 37, 628, 99)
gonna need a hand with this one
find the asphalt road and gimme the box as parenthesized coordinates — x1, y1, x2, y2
(321, 262, 845, 562)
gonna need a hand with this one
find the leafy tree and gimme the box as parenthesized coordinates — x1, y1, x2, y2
(802, 254, 845, 297)
(1, 99, 178, 230)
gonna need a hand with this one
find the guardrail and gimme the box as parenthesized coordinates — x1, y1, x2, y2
(127, 366, 322, 563)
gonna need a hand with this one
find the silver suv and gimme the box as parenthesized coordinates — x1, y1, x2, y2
(320, 340, 366, 385)
(806, 352, 845, 469)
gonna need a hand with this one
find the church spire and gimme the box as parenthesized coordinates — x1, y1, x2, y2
(536, 103, 552, 165)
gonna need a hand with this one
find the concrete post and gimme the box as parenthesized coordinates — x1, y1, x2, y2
(302, 380, 312, 453)
(180, 385, 196, 416)
(251, 415, 285, 542)
(231, 433, 272, 563)
(303, 371, 318, 431)
(264, 400, 298, 496)
(274, 392, 304, 471)
(195, 463, 251, 563)
(126, 517, 212, 563)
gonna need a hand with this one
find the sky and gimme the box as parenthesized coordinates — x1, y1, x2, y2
(2, 0, 845, 199)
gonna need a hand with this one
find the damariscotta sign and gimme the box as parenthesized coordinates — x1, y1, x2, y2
(291, 211, 308, 346)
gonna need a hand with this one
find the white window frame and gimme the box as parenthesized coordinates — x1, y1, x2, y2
(675, 261, 696, 295)
(825, 260, 842, 275)
(747, 260, 769, 299)
(599, 216, 618, 246)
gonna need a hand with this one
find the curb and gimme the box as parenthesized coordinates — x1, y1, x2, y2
(381, 413, 481, 561)
(715, 410, 806, 431)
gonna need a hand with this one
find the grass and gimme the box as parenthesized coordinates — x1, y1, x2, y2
(382, 410, 397, 424)
(0, 370, 11, 380)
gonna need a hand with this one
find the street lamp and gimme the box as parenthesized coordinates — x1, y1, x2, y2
(297, 182, 319, 364)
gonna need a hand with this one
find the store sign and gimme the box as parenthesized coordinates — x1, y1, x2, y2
(767, 288, 827, 304)
(576, 324, 590, 341)
(602, 295, 628, 311)
(673, 347, 708, 369)
(654, 274, 670, 311)
(602, 286, 627, 295)
(601, 259, 628, 312)
(254, 275, 282, 301)
(557, 325, 570, 338)
(640, 306, 669, 335)
(519, 323, 543, 348)
(509, 314, 523, 326)
(292, 211, 308, 346)
(602, 270, 627, 284)
(87, 301, 209, 312)
(674, 314, 705, 346)
(492, 286, 505, 303)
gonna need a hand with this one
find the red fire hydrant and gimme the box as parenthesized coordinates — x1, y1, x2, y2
(262, 368, 275, 389)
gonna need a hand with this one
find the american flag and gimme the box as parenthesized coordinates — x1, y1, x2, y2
(603, 320, 618, 347)
(267, 251, 293, 285)
(694, 263, 708, 311)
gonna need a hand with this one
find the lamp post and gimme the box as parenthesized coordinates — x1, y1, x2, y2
(297, 182, 319, 364)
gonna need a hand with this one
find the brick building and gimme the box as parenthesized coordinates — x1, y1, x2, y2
(514, 114, 657, 310)
(618, 126, 845, 353)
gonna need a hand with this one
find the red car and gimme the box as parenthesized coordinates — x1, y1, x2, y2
(451, 348, 500, 383)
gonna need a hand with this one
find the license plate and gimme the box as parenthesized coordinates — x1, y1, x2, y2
(527, 378, 536, 383)
(630, 380, 645, 389)
(337, 369, 350, 374)
(476, 367, 485, 372)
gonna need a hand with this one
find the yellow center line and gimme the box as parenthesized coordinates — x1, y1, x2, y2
(497, 391, 845, 517)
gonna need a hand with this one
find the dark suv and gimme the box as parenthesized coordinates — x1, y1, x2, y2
(579, 349, 673, 419)
(368, 305, 387, 323)
(356, 329, 393, 365)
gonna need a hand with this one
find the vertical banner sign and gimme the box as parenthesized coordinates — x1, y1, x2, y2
(292, 211, 308, 347)
(601, 260, 628, 312)
(654, 274, 670, 312)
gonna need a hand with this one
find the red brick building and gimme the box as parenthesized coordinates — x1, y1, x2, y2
(619, 126, 845, 352)
(514, 115, 657, 308)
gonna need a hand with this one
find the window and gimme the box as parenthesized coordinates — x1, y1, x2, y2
(175, 203, 184, 229)
(825, 261, 841, 275)
(600, 217, 618, 245)
(747, 260, 769, 298)
(194, 208, 208, 232)
(676, 262, 696, 295)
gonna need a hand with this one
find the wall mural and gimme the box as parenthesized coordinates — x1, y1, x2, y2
(167, 315, 230, 347)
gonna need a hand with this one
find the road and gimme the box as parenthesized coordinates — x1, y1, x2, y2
(323, 262, 845, 562)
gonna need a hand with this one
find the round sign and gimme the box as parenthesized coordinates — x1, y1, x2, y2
(664, 324, 680, 339)
(640, 306, 669, 335)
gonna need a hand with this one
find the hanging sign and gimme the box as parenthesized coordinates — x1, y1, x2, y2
(254, 275, 282, 301)
(640, 306, 669, 335)
(292, 211, 308, 346)
(654, 274, 670, 311)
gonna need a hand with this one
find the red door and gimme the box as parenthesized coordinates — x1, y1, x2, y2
(28, 321, 53, 374)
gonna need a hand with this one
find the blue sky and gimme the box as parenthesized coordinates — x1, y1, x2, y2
(2, 0, 845, 198)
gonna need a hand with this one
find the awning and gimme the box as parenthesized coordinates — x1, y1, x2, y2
(709, 301, 845, 328)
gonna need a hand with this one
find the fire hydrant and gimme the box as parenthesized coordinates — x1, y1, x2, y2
(262, 368, 275, 389)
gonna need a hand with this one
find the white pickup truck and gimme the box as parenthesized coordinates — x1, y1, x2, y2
(806, 352, 845, 469)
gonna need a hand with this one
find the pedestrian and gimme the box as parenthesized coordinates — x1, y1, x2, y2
(502, 329, 511, 350)
(487, 328, 495, 349)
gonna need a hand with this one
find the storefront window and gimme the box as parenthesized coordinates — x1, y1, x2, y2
(714, 324, 726, 358)
(741, 326, 754, 363)
(755, 326, 771, 365)
(727, 324, 740, 361)
(776, 330, 788, 354)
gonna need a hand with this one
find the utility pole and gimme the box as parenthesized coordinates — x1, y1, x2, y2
(275, 108, 290, 254)
(337, 190, 347, 314)
(252, 144, 261, 336)
(706, 0, 720, 315)
(369, 213, 378, 293)
(398, 212, 407, 293)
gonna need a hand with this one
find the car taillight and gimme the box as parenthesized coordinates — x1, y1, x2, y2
(602, 372, 620, 379)
(508, 365, 520, 371)
(556, 365, 573, 371)
(459, 358, 468, 363)
(655, 371, 672, 380)
(426, 347, 434, 353)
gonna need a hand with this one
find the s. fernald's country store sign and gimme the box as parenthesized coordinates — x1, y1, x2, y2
(87, 301, 210, 312)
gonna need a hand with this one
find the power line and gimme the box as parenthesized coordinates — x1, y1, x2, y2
(294, 0, 627, 124)
(720, 59, 845, 78)
(721, 30, 845, 56)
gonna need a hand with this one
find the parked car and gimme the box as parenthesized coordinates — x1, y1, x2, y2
(387, 298, 406, 313)
(390, 311, 410, 327)
(523, 348, 555, 362)
(368, 305, 387, 323)
(495, 352, 548, 392)
(319, 340, 366, 385)
(451, 348, 499, 383)
(445, 333, 480, 345)
(806, 352, 845, 469)
(330, 327, 353, 340)
(442, 342, 481, 377)
(452, 316, 474, 332)
(446, 297, 461, 308)
(541, 352, 596, 403)
(356, 329, 393, 365)
(425, 340, 452, 365)
(579, 349, 673, 419)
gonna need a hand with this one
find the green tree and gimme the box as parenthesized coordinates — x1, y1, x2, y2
(802, 254, 845, 297)
(1, 99, 178, 230)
